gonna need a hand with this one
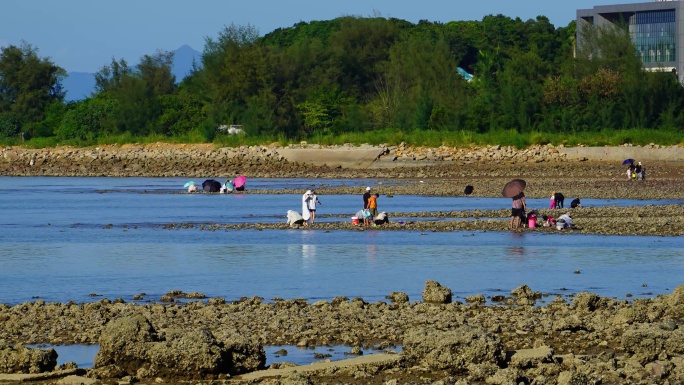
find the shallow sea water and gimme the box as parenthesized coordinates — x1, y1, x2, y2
(31, 343, 401, 368)
(1, 176, 683, 306)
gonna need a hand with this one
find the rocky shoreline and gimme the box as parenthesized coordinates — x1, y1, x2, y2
(158, 203, 684, 236)
(1, 142, 568, 176)
(1, 143, 683, 384)
(3, 282, 684, 384)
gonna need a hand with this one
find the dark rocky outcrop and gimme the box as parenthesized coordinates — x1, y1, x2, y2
(510, 284, 542, 306)
(422, 280, 452, 304)
(385, 291, 409, 305)
(91, 314, 264, 379)
(0, 342, 57, 374)
(402, 326, 505, 379)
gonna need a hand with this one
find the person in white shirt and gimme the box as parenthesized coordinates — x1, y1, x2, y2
(374, 211, 389, 225)
(303, 190, 322, 224)
(557, 212, 573, 230)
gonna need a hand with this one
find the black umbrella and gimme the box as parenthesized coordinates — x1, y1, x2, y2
(464, 185, 474, 195)
(622, 158, 635, 165)
(502, 179, 526, 198)
(202, 179, 221, 192)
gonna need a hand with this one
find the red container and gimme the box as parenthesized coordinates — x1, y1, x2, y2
(351, 216, 359, 225)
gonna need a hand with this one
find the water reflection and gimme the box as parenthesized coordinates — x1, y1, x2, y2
(366, 244, 378, 262)
(507, 246, 526, 256)
(302, 244, 317, 269)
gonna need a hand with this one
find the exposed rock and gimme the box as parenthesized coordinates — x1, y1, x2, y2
(385, 292, 409, 304)
(557, 370, 592, 385)
(221, 334, 267, 375)
(508, 346, 554, 368)
(422, 280, 452, 304)
(510, 284, 541, 300)
(402, 326, 505, 374)
(572, 292, 608, 312)
(466, 294, 486, 305)
(93, 315, 156, 376)
(622, 324, 684, 364)
(0, 342, 57, 374)
(668, 284, 684, 306)
(92, 314, 264, 379)
(144, 328, 229, 378)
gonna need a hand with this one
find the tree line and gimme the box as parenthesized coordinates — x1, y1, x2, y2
(1, 14, 683, 145)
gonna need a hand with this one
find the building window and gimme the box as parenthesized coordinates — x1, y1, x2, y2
(629, 10, 676, 63)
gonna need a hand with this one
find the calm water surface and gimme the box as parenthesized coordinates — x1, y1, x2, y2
(1, 177, 682, 306)
(32, 343, 399, 368)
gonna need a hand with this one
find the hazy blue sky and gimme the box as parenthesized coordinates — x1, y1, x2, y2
(3, 0, 645, 73)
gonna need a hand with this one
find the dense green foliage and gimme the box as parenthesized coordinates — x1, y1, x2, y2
(1, 15, 683, 147)
(0, 43, 66, 138)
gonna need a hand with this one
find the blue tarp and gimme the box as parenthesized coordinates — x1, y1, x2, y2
(457, 67, 474, 82)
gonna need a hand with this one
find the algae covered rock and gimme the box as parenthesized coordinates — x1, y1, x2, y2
(422, 280, 452, 304)
(92, 314, 265, 379)
(0, 341, 57, 374)
(402, 325, 504, 374)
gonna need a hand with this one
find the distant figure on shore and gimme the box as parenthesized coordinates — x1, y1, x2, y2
(627, 163, 636, 180)
(356, 207, 372, 227)
(188, 184, 199, 193)
(550, 192, 556, 209)
(363, 187, 372, 210)
(557, 212, 574, 230)
(509, 192, 526, 231)
(303, 190, 322, 225)
(464, 185, 474, 195)
(368, 193, 379, 220)
(635, 162, 646, 180)
(202, 179, 221, 192)
(286, 210, 306, 227)
(375, 211, 389, 225)
(302, 191, 312, 225)
(220, 179, 234, 194)
(571, 198, 582, 208)
(641, 164, 646, 180)
(553, 192, 565, 209)
(233, 175, 246, 191)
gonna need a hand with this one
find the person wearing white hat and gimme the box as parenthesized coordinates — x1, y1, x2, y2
(363, 187, 372, 211)
(306, 189, 322, 224)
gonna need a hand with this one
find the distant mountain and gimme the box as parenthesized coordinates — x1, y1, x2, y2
(171, 44, 202, 80)
(62, 45, 202, 102)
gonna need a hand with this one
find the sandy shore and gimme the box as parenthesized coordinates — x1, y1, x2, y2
(1, 143, 683, 384)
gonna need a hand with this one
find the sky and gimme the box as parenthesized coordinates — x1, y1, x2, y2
(3, 0, 647, 73)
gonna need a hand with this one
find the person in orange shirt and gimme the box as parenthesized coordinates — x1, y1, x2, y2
(368, 193, 379, 220)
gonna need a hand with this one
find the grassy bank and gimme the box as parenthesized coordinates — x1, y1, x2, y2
(3, 128, 682, 149)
